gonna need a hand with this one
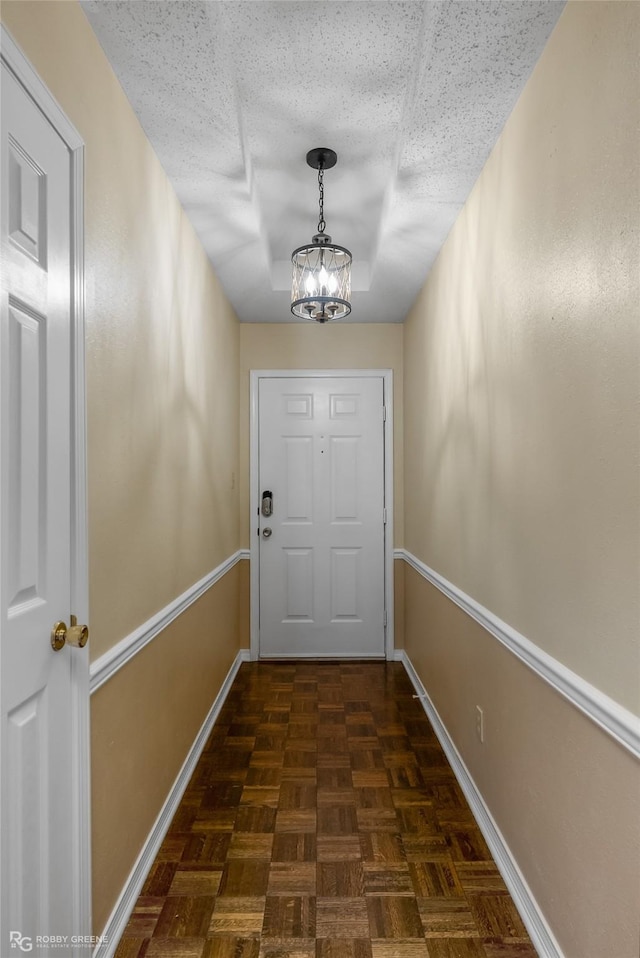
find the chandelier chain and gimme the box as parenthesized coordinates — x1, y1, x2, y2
(317, 165, 325, 234)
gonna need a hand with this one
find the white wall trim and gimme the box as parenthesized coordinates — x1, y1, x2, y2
(67, 75, 91, 957)
(249, 369, 394, 661)
(399, 650, 564, 958)
(90, 552, 244, 693)
(93, 649, 250, 958)
(395, 548, 640, 759)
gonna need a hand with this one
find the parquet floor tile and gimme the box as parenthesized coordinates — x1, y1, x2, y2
(145, 937, 207, 957)
(371, 943, 429, 958)
(365, 896, 424, 939)
(228, 834, 274, 862)
(423, 940, 487, 958)
(263, 896, 316, 937)
(268, 863, 317, 896)
(316, 941, 372, 958)
(316, 898, 370, 938)
(114, 663, 538, 958)
(154, 895, 216, 937)
(259, 941, 316, 958)
(362, 863, 413, 897)
(317, 861, 365, 897)
(203, 940, 259, 958)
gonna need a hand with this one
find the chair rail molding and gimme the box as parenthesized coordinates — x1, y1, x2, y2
(90, 551, 244, 693)
(394, 549, 640, 759)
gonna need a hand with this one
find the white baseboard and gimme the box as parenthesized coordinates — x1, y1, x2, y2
(398, 650, 563, 958)
(394, 549, 640, 758)
(93, 649, 250, 958)
(259, 652, 386, 660)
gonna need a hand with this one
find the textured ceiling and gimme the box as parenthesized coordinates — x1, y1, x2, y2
(81, 0, 565, 323)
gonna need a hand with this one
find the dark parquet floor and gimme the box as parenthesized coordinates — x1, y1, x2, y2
(114, 661, 538, 958)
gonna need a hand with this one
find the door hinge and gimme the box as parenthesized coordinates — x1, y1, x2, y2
(383, 508, 387, 524)
(383, 405, 387, 422)
(383, 610, 388, 629)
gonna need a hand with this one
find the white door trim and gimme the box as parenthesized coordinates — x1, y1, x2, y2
(249, 369, 394, 661)
(1, 25, 91, 945)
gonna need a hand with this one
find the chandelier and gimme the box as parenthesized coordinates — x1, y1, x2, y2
(291, 148, 352, 323)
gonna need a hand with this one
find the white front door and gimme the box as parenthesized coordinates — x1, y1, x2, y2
(1, 52, 89, 957)
(258, 376, 386, 657)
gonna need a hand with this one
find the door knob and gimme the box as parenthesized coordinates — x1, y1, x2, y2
(262, 527, 273, 538)
(51, 621, 67, 651)
(50, 618, 89, 652)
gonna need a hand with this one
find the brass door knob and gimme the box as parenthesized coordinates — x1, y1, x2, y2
(50, 619, 89, 652)
(51, 621, 67, 651)
(67, 623, 89, 648)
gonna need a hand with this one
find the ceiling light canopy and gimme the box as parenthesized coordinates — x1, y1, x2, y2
(291, 148, 352, 323)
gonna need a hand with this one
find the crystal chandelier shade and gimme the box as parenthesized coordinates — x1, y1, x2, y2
(291, 239, 352, 322)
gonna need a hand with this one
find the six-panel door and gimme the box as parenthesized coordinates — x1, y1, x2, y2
(0, 62, 78, 953)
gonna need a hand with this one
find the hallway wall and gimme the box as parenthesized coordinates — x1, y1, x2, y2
(4, 0, 638, 953)
(1, 0, 243, 935)
(402, 2, 639, 956)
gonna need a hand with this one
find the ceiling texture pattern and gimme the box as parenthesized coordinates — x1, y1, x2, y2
(82, 0, 565, 323)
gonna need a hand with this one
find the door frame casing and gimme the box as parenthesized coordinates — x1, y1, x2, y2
(0, 26, 91, 946)
(249, 369, 394, 661)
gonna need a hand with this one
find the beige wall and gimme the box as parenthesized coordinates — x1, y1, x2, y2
(91, 566, 241, 933)
(239, 322, 404, 547)
(403, 2, 640, 956)
(404, 567, 639, 958)
(1, 0, 242, 931)
(404, 0, 639, 714)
